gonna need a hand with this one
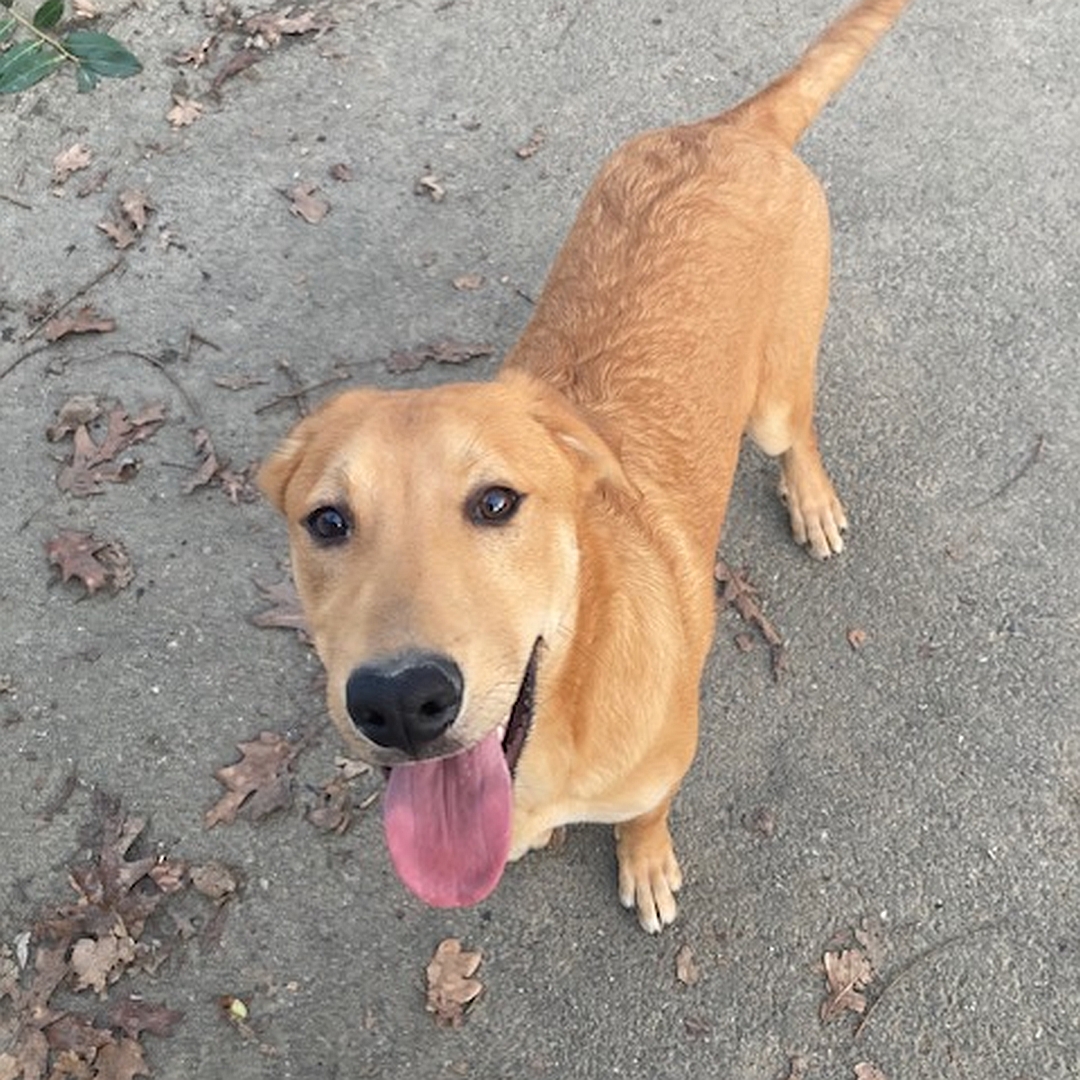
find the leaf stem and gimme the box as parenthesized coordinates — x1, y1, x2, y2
(6, 2, 77, 62)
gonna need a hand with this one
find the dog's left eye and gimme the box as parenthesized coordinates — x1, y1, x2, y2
(304, 505, 352, 544)
(467, 485, 523, 526)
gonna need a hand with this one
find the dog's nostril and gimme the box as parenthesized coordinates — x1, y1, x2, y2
(346, 654, 463, 753)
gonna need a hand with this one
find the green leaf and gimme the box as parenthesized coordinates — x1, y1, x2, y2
(0, 40, 63, 94)
(63, 31, 142, 78)
(0, 16, 17, 43)
(33, 0, 64, 31)
(75, 61, 99, 93)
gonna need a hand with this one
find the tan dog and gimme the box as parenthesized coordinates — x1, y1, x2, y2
(260, 0, 910, 932)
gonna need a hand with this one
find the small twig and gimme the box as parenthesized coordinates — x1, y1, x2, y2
(108, 349, 201, 419)
(182, 327, 223, 362)
(972, 433, 1045, 508)
(254, 369, 352, 416)
(0, 191, 33, 210)
(854, 917, 1009, 1039)
(0, 343, 50, 383)
(23, 256, 126, 342)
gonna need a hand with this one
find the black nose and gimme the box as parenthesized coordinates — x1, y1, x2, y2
(345, 653, 463, 754)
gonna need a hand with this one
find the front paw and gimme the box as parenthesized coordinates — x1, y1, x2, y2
(615, 824, 683, 934)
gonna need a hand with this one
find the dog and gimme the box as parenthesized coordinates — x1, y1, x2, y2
(259, 0, 910, 932)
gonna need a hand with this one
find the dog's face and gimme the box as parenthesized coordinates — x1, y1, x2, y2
(259, 371, 628, 907)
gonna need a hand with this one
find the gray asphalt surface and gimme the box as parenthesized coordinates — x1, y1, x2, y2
(2, 1, 1078, 1078)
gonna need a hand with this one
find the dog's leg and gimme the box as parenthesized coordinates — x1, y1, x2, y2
(748, 236, 848, 558)
(614, 796, 682, 933)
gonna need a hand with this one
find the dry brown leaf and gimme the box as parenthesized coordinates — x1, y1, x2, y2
(45, 531, 134, 595)
(189, 861, 240, 904)
(288, 181, 330, 224)
(70, 926, 136, 996)
(425, 939, 483, 1028)
(119, 190, 153, 233)
(854, 1065, 888, 1080)
(43, 306, 116, 342)
(167, 96, 204, 128)
(674, 943, 700, 986)
(820, 946, 874, 1021)
(205, 732, 297, 827)
(99, 190, 153, 248)
(515, 127, 546, 160)
(173, 35, 217, 67)
(245, 7, 337, 48)
(452, 273, 484, 291)
(306, 758, 375, 833)
(53, 402, 166, 497)
(715, 558, 787, 680)
(328, 162, 353, 182)
(52, 144, 92, 185)
(384, 338, 494, 374)
(414, 172, 445, 202)
(46, 395, 102, 441)
(93, 1037, 149, 1080)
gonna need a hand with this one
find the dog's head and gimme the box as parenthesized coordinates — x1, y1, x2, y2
(258, 369, 630, 906)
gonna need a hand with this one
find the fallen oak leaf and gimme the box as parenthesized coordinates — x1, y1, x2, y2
(52, 143, 92, 185)
(305, 758, 376, 834)
(70, 924, 137, 996)
(54, 402, 167, 497)
(674, 943, 700, 986)
(287, 181, 330, 224)
(425, 939, 483, 1028)
(189, 861, 240, 904)
(185, 429, 258, 503)
(46, 395, 102, 441)
(820, 946, 874, 1022)
(205, 732, 298, 827)
(43, 305, 116, 342)
(384, 338, 494, 374)
(245, 7, 337, 48)
(45, 531, 133, 595)
(166, 95, 204, 128)
(172, 35, 217, 67)
(119, 189, 153, 233)
(714, 558, 787, 680)
(92, 1036, 149, 1080)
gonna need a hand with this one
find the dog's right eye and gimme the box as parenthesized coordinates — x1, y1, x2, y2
(304, 505, 351, 545)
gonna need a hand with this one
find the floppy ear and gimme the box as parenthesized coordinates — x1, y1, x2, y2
(505, 370, 638, 499)
(257, 426, 310, 513)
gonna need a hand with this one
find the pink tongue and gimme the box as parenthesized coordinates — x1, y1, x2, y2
(383, 729, 512, 908)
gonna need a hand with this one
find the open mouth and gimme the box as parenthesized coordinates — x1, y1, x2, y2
(381, 638, 543, 909)
(500, 636, 541, 776)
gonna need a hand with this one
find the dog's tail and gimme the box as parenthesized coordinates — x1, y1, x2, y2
(724, 0, 911, 147)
